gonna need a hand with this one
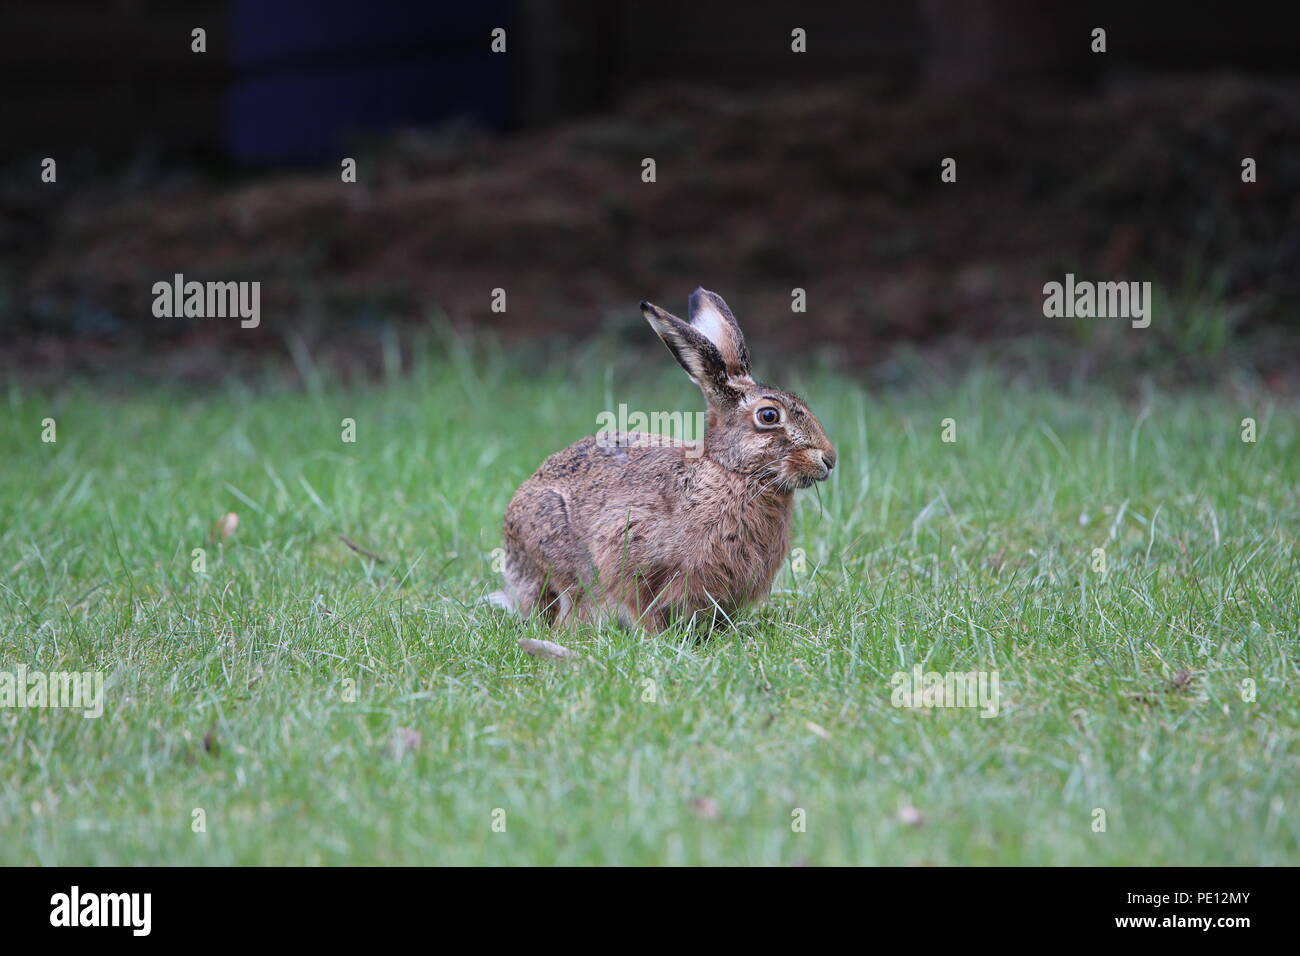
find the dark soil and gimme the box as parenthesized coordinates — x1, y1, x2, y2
(4, 74, 1298, 386)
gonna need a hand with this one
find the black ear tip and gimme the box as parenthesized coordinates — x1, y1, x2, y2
(640, 300, 651, 310)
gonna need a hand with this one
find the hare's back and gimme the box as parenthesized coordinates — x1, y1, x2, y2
(531, 431, 697, 486)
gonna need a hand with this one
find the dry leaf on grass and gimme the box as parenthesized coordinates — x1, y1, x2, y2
(689, 797, 721, 821)
(212, 512, 239, 539)
(805, 720, 831, 740)
(518, 637, 578, 661)
(393, 727, 422, 757)
(339, 533, 387, 563)
(898, 804, 925, 827)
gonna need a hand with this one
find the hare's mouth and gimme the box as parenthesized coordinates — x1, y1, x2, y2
(792, 452, 834, 487)
(760, 451, 832, 491)
(794, 470, 829, 489)
(765, 469, 826, 492)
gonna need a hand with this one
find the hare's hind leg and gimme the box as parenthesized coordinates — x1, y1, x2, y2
(505, 485, 602, 627)
(501, 546, 561, 624)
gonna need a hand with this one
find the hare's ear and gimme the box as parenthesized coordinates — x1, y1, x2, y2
(641, 300, 741, 406)
(688, 287, 751, 381)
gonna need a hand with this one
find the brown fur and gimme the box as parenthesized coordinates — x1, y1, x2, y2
(499, 289, 835, 632)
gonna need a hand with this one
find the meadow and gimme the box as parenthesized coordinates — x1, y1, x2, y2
(1, 339, 1296, 864)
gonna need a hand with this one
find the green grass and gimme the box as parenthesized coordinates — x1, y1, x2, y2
(1, 343, 1296, 865)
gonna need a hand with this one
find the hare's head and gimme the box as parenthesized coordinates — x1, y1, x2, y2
(641, 288, 836, 492)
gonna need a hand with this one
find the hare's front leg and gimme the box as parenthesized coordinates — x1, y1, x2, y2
(620, 572, 673, 634)
(604, 594, 665, 632)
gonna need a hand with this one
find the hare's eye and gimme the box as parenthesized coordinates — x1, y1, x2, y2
(756, 407, 781, 426)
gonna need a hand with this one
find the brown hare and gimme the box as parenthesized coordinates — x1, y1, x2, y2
(497, 288, 835, 632)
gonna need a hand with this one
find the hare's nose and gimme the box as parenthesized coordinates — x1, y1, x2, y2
(819, 450, 836, 472)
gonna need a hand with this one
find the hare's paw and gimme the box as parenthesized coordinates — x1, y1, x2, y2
(485, 590, 516, 613)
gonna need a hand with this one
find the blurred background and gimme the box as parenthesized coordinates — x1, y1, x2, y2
(2, 0, 1297, 386)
